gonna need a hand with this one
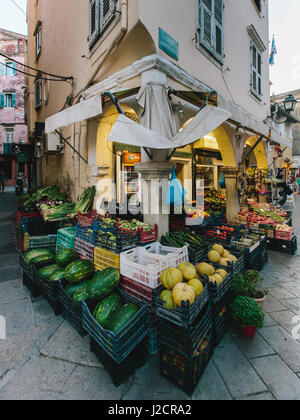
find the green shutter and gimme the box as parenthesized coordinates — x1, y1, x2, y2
(100, 0, 115, 33)
(12, 94, 16, 108)
(199, 0, 224, 63)
(12, 62, 17, 75)
(0, 94, 5, 107)
(89, 0, 100, 47)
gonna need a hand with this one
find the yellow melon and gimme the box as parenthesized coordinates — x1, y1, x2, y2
(197, 262, 215, 277)
(208, 250, 221, 263)
(223, 249, 230, 258)
(219, 258, 228, 267)
(227, 254, 237, 263)
(209, 273, 223, 286)
(177, 262, 197, 281)
(216, 269, 228, 280)
(212, 244, 224, 257)
(187, 279, 204, 297)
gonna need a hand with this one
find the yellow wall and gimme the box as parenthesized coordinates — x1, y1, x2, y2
(246, 137, 268, 169)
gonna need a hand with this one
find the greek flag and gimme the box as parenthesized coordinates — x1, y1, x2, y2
(269, 36, 277, 66)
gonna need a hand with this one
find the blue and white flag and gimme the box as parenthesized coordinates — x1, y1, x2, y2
(269, 36, 277, 66)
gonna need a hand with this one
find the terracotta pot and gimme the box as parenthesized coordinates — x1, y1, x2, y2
(242, 325, 257, 338)
(253, 294, 266, 310)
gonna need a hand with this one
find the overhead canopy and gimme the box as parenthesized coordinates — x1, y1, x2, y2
(45, 94, 103, 134)
(108, 105, 231, 150)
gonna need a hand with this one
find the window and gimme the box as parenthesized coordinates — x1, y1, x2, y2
(34, 21, 42, 59)
(89, 0, 117, 48)
(250, 42, 262, 99)
(0, 93, 16, 108)
(0, 62, 17, 77)
(34, 79, 43, 109)
(5, 128, 14, 144)
(198, 0, 224, 63)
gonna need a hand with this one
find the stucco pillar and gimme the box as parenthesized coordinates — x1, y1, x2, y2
(223, 167, 240, 223)
(136, 161, 174, 238)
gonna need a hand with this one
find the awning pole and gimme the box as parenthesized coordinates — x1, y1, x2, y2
(240, 135, 264, 166)
(167, 89, 217, 161)
(55, 129, 88, 164)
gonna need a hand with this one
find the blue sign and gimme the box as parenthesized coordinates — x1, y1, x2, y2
(159, 28, 179, 61)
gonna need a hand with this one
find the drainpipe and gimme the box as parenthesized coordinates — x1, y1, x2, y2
(75, 0, 128, 102)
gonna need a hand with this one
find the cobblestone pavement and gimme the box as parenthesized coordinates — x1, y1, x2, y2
(0, 191, 300, 400)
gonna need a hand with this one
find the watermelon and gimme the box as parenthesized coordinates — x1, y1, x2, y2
(49, 268, 65, 282)
(64, 259, 94, 284)
(73, 290, 88, 302)
(93, 293, 122, 329)
(38, 264, 60, 279)
(64, 280, 90, 297)
(56, 248, 79, 268)
(25, 249, 54, 263)
(107, 303, 139, 334)
(86, 268, 120, 301)
(30, 254, 55, 266)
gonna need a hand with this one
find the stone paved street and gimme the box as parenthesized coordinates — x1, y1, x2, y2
(1, 191, 300, 400)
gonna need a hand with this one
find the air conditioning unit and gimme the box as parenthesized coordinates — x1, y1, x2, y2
(46, 132, 63, 153)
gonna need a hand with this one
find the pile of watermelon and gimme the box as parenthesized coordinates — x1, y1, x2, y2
(25, 247, 140, 334)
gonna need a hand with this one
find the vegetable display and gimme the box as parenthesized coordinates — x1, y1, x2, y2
(73, 187, 96, 216)
(86, 268, 120, 301)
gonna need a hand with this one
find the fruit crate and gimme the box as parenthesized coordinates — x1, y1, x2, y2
(58, 282, 87, 337)
(94, 247, 120, 271)
(74, 237, 94, 262)
(160, 302, 212, 356)
(56, 226, 76, 253)
(206, 244, 245, 275)
(82, 290, 149, 363)
(77, 210, 98, 227)
(33, 267, 62, 301)
(206, 267, 233, 304)
(22, 215, 61, 236)
(120, 244, 188, 289)
(90, 337, 146, 386)
(95, 228, 139, 254)
(145, 315, 160, 355)
(22, 270, 42, 298)
(19, 251, 35, 279)
(275, 230, 294, 241)
(24, 234, 57, 252)
(187, 246, 207, 266)
(17, 210, 41, 226)
(276, 236, 297, 255)
(160, 325, 213, 396)
(119, 275, 156, 312)
(212, 292, 234, 347)
(76, 222, 97, 244)
(138, 224, 158, 245)
(152, 281, 210, 328)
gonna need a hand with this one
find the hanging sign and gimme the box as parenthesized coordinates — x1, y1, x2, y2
(123, 151, 141, 164)
(159, 28, 179, 61)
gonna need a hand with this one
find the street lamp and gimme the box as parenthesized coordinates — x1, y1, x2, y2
(264, 94, 298, 125)
(283, 94, 297, 113)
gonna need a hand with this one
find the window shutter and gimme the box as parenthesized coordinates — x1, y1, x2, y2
(100, 0, 115, 33)
(214, 0, 224, 60)
(12, 62, 17, 75)
(200, 0, 213, 51)
(0, 94, 5, 107)
(12, 94, 16, 108)
(89, 0, 100, 46)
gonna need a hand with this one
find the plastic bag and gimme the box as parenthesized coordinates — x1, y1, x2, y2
(219, 173, 226, 189)
(166, 168, 186, 205)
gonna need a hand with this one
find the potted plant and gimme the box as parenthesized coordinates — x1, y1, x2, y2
(231, 296, 265, 338)
(232, 270, 269, 310)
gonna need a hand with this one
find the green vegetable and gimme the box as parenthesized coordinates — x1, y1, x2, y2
(107, 303, 139, 333)
(25, 249, 54, 263)
(56, 248, 79, 268)
(64, 280, 90, 297)
(86, 268, 120, 301)
(72, 187, 96, 216)
(64, 259, 94, 284)
(38, 264, 61, 279)
(93, 293, 122, 328)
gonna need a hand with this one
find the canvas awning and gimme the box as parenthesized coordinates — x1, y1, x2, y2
(45, 94, 103, 134)
(108, 105, 231, 149)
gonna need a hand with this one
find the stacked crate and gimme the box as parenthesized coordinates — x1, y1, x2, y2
(56, 227, 76, 253)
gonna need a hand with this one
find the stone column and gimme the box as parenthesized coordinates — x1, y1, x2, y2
(136, 161, 175, 238)
(223, 167, 240, 223)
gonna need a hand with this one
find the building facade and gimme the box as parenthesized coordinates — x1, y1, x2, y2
(0, 29, 27, 186)
(26, 0, 286, 231)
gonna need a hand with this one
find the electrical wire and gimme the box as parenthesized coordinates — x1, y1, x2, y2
(0, 52, 73, 80)
(4, 62, 73, 83)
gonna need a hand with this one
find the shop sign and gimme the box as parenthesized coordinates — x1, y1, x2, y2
(159, 28, 179, 61)
(123, 152, 141, 164)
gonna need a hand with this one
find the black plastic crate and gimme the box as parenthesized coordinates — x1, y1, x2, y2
(266, 238, 277, 251)
(276, 236, 297, 255)
(145, 314, 160, 355)
(22, 216, 61, 236)
(90, 337, 146, 387)
(33, 269, 63, 316)
(22, 271, 42, 298)
(58, 281, 87, 337)
(19, 251, 35, 278)
(207, 268, 233, 304)
(188, 247, 207, 266)
(160, 302, 212, 356)
(152, 280, 210, 328)
(95, 229, 139, 254)
(212, 292, 234, 347)
(82, 290, 149, 363)
(160, 325, 213, 396)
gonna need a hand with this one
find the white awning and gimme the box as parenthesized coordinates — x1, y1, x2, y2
(108, 105, 231, 149)
(45, 94, 103, 134)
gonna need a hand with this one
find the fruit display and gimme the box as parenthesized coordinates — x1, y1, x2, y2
(204, 190, 226, 210)
(93, 293, 122, 328)
(196, 260, 228, 285)
(206, 243, 237, 268)
(172, 283, 196, 307)
(86, 268, 120, 301)
(160, 267, 183, 290)
(107, 303, 139, 333)
(38, 264, 60, 280)
(64, 259, 94, 284)
(24, 248, 54, 263)
(55, 248, 79, 268)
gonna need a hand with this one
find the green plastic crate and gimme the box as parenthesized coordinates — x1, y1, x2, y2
(25, 234, 57, 251)
(56, 226, 76, 252)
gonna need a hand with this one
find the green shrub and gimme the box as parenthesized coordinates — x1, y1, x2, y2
(231, 296, 265, 328)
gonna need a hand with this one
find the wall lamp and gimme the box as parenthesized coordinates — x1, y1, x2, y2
(264, 94, 298, 124)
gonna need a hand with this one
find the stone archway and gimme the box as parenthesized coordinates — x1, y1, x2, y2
(245, 136, 268, 169)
